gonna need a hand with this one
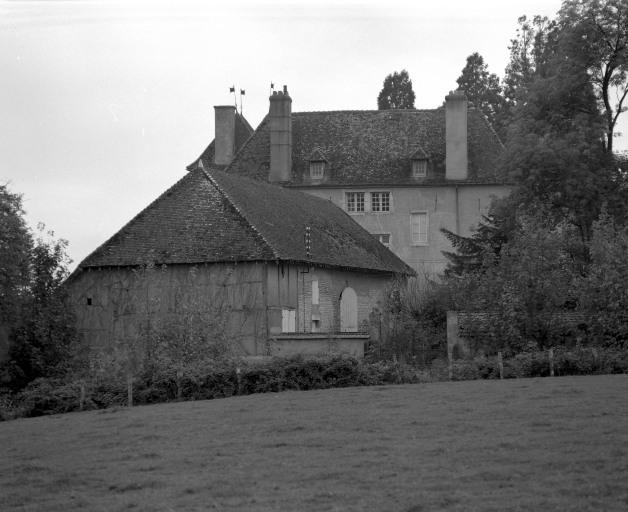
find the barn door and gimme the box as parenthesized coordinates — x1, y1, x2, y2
(340, 287, 358, 332)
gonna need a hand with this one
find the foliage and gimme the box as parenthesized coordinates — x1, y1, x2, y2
(0, 355, 431, 420)
(0, 200, 77, 390)
(371, 276, 450, 364)
(377, 70, 416, 109)
(0, 185, 32, 337)
(501, 20, 626, 242)
(456, 52, 506, 138)
(578, 212, 628, 345)
(441, 196, 517, 277)
(450, 212, 584, 353)
(503, 15, 555, 112)
(449, 347, 628, 380)
(558, 0, 628, 152)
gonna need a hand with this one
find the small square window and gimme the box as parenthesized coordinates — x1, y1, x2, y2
(86, 297, 92, 306)
(310, 161, 325, 179)
(374, 233, 391, 247)
(345, 192, 365, 213)
(371, 192, 390, 212)
(412, 160, 427, 178)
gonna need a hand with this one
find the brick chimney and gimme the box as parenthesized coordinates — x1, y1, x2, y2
(445, 90, 468, 180)
(214, 105, 236, 165)
(269, 85, 292, 183)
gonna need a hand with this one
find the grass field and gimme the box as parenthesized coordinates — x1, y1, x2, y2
(1, 375, 627, 512)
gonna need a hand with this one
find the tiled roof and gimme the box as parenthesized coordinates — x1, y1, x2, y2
(186, 113, 254, 170)
(77, 168, 413, 275)
(226, 108, 505, 185)
(78, 169, 274, 268)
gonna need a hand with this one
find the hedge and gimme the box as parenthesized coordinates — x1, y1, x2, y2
(0, 355, 428, 420)
(2, 348, 626, 421)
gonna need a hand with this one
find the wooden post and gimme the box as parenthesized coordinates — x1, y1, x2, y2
(127, 372, 133, 407)
(549, 348, 555, 377)
(79, 382, 86, 411)
(497, 351, 504, 380)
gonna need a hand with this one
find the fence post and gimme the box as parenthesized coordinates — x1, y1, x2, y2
(79, 381, 86, 411)
(549, 348, 555, 377)
(497, 351, 504, 380)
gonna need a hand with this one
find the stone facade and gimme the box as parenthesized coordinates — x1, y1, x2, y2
(69, 261, 393, 358)
(299, 184, 510, 275)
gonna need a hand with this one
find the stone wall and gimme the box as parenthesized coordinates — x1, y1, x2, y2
(67, 262, 267, 356)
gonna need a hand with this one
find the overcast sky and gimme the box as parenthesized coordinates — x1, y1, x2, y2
(2, 0, 625, 270)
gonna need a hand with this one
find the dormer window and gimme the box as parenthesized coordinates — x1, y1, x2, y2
(308, 148, 328, 180)
(409, 146, 430, 179)
(310, 161, 325, 179)
(412, 159, 428, 178)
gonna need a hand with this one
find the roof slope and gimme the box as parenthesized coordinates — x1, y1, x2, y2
(78, 169, 413, 275)
(209, 169, 413, 274)
(226, 108, 504, 185)
(79, 169, 275, 268)
(187, 113, 254, 171)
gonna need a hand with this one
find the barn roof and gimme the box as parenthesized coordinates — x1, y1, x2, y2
(225, 108, 504, 185)
(77, 168, 413, 275)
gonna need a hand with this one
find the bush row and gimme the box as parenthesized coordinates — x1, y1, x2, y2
(2, 348, 626, 421)
(0, 355, 429, 420)
(448, 347, 628, 380)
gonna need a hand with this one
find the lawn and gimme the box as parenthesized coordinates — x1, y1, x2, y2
(1, 375, 627, 512)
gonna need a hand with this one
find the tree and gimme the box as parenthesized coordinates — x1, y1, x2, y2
(441, 196, 517, 277)
(0, 185, 32, 336)
(456, 53, 506, 138)
(501, 23, 627, 243)
(452, 213, 582, 353)
(578, 211, 628, 346)
(4, 225, 77, 390)
(377, 70, 416, 109)
(559, 0, 628, 153)
(503, 15, 555, 110)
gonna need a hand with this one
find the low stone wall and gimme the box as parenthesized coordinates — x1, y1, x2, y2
(447, 310, 589, 361)
(269, 333, 368, 358)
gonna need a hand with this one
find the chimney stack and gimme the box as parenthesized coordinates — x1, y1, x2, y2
(269, 85, 292, 183)
(445, 90, 468, 180)
(214, 105, 236, 165)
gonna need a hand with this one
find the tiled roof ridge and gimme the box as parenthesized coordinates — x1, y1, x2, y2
(467, 105, 505, 149)
(201, 168, 280, 260)
(291, 108, 440, 115)
(236, 112, 255, 133)
(75, 171, 194, 271)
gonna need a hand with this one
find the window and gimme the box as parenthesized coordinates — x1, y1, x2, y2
(312, 280, 319, 305)
(281, 309, 296, 332)
(412, 159, 427, 178)
(345, 192, 365, 213)
(310, 161, 325, 179)
(374, 233, 391, 247)
(371, 192, 390, 212)
(411, 212, 429, 245)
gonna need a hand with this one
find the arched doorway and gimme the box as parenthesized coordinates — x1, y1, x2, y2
(340, 287, 358, 332)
